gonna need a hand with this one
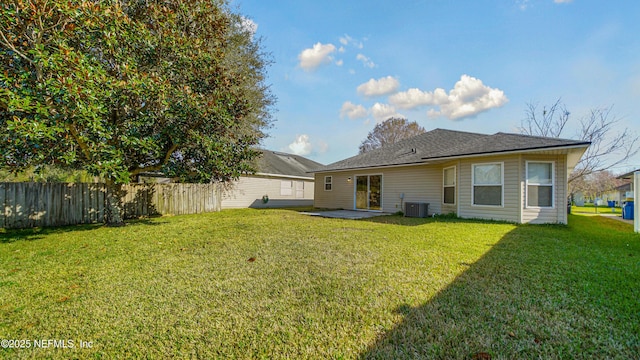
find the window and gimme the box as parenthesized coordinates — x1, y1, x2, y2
(443, 166, 456, 204)
(472, 163, 503, 206)
(295, 181, 304, 198)
(324, 176, 332, 191)
(280, 180, 293, 196)
(527, 162, 554, 207)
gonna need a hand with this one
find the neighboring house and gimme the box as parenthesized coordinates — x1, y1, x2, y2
(617, 170, 638, 201)
(137, 172, 173, 184)
(602, 182, 632, 206)
(312, 129, 590, 224)
(573, 191, 586, 207)
(221, 149, 323, 209)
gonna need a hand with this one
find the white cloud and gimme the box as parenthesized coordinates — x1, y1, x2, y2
(240, 17, 258, 35)
(339, 35, 352, 46)
(516, 0, 530, 10)
(389, 87, 448, 109)
(340, 101, 368, 119)
(357, 76, 400, 97)
(554, 0, 573, 3)
(287, 134, 313, 155)
(335, 59, 344, 66)
(370, 103, 404, 123)
(298, 43, 337, 71)
(286, 135, 328, 156)
(389, 75, 508, 120)
(356, 53, 375, 68)
(339, 34, 364, 49)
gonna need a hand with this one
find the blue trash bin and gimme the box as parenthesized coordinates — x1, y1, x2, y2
(607, 200, 615, 208)
(623, 201, 634, 220)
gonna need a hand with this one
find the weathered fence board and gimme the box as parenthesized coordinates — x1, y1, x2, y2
(0, 183, 5, 229)
(0, 182, 221, 229)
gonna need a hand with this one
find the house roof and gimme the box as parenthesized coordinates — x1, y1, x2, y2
(617, 169, 640, 180)
(615, 182, 632, 191)
(312, 128, 590, 173)
(255, 149, 323, 179)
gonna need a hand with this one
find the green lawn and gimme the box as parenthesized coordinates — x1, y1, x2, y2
(1, 209, 638, 359)
(572, 204, 621, 215)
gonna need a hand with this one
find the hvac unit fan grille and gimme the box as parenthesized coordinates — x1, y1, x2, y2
(405, 202, 428, 218)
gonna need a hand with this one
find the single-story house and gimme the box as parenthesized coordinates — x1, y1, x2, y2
(311, 128, 590, 224)
(601, 182, 632, 206)
(617, 169, 639, 232)
(617, 170, 638, 201)
(221, 149, 323, 209)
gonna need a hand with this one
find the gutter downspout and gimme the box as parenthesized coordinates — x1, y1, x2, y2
(635, 172, 639, 233)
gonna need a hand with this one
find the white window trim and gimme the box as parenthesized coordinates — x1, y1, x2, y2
(525, 161, 555, 209)
(295, 181, 304, 199)
(324, 176, 332, 191)
(443, 166, 456, 205)
(280, 180, 293, 196)
(471, 162, 504, 207)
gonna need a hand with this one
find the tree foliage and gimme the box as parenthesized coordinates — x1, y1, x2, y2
(0, 165, 95, 182)
(0, 0, 274, 185)
(520, 99, 638, 183)
(569, 170, 626, 202)
(359, 117, 426, 154)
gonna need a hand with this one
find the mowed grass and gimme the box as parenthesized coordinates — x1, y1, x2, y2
(572, 204, 620, 215)
(0, 209, 638, 359)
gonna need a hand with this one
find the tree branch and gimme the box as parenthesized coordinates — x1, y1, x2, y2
(67, 123, 93, 161)
(129, 142, 179, 177)
(0, 25, 35, 65)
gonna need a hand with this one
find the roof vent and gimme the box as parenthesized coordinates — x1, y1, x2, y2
(397, 148, 417, 156)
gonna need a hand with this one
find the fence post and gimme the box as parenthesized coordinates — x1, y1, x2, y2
(0, 183, 5, 228)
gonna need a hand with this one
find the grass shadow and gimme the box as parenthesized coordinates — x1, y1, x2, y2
(360, 213, 515, 227)
(0, 222, 105, 243)
(0, 216, 168, 244)
(359, 215, 640, 359)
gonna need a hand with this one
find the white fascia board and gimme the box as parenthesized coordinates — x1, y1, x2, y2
(253, 172, 314, 180)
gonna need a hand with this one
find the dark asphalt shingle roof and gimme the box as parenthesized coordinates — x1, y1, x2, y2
(255, 149, 323, 178)
(312, 128, 590, 172)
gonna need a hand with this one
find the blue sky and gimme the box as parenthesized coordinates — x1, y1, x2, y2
(233, 0, 640, 171)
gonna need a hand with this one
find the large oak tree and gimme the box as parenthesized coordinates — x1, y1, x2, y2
(1, 0, 274, 224)
(359, 117, 426, 154)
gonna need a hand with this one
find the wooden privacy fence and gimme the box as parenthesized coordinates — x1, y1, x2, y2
(0, 182, 221, 229)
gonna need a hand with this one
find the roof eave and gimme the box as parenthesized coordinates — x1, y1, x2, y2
(617, 169, 640, 180)
(312, 143, 591, 173)
(254, 172, 314, 180)
(309, 160, 433, 174)
(421, 143, 591, 161)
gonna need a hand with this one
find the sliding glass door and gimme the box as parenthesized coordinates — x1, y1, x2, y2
(355, 175, 382, 211)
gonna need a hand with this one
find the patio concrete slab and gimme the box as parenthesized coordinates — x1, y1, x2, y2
(300, 210, 392, 220)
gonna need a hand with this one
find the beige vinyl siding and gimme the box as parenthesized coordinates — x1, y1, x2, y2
(315, 164, 447, 214)
(458, 155, 520, 223)
(381, 165, 441, 214)
(314, 172, 353, 209)
(221, 175, 314, 209)
(521, 154, 567, 224)
(315, 153, 572, 224)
